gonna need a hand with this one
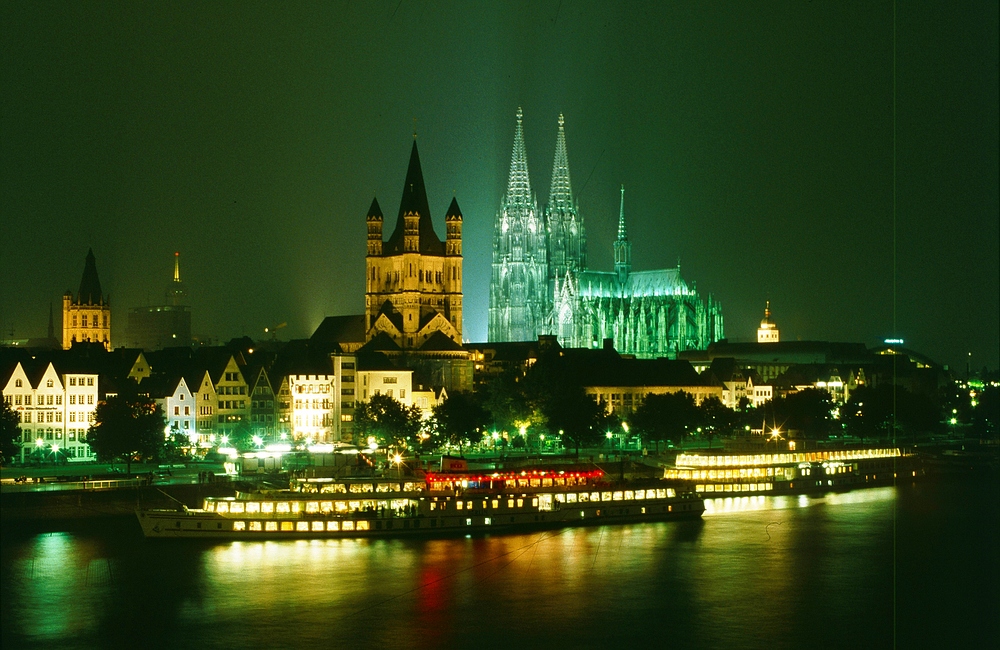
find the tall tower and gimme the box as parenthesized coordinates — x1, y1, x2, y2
(613, 185, 631, 285)
(489, 107, 550, 342)
(365, 139, 463, 349)
(62, 248, 112, 349)
(166, 251, 187, 306)
(545, 113, 586, 284)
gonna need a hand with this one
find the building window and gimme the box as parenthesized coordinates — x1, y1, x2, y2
(69, 378, 76, 386)
(400, 389, 406, 398)
(87, 378, 94, 386)
(47, 380, 53, 388)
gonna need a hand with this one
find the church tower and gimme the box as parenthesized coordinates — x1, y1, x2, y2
(364, 139, 463, 349)
(545, 113, 586, 284)
(62, 248, 111, 349)
(757, 301, 780, 343)
(489, 107, 550, 342)
(613, 185, 631, 284)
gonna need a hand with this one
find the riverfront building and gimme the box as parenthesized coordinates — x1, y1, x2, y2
(489, 109, 725, 358)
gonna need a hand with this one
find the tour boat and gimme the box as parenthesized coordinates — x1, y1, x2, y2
(662, 446, 918, 496)
(135, 468, 704, 539)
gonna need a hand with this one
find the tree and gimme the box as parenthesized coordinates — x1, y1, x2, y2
(764, 388, 834, 439)
(481, 370, 533, 435)
(539, 384, 605, 453)
(697, 396, 735, 448)
(85, 394, 166, 473)
(632, 391, 699, 447)
(431, 391, 490, 449)
(0, 399, 22, 466)
(354, 393, 423, 450)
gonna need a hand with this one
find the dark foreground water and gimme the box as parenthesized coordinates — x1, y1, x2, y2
(2, 473, 997, 650)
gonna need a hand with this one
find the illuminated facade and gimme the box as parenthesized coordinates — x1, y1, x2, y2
(489, 111, 724, 358)
(2, 360, 98, 463)
(62, 248, 111, 350)
(757, 301, 779, 343)
(365, 140, 463, 350)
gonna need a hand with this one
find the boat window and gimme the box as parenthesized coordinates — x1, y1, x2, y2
(538, 495, 552, 511)
(635, 490, 645, 499)
(291, 502, 301, 513)
(591, 492, 601, 502)
(296, 522, 309, 532)
(507, 499, 515, 508)
(492, 500, 499, 509)
(506, 479, 516, 488)
(327, 521, 339, 531)
(306, 502, 319, 513)
(541, 478, 552, 487)
(554, 494, 566, 503)
(466, 501, 472, 511)
(554, 478, 565, 486)
(246, 502, 260, 513)
(281, 521, 294, 531)
(517, 479, 529, 488)
(531, 498, 538, 507)
(481, 501, 488, 510)
(516, 498, 523, 508)
(612, 492, 623, 501)
(667, 489, 675, 497)
(566, 477, 576, 486)
(624, 491, 634, 500)
(262, 502, 274, 513)
(578, 493, 589, 503)
(233, 521, 245, 531)
(276, 502, 290, 514)
(529, 478, 541, 488)
(342, 521, 355, 531)
(335, 502, 348, 513)
(312, 521, 324, 531)
(348, 501, 361, 512)
(320, 502, 333, 513)
(566, 493, 577, 504)
(230, 503, 245, 514)
(656, 489, 667, 498)
(601, 492, 612, 502)
(216, 502, 229, 513)
(204, 501, 215, 511)
(265, 522, 278, 531)
(456, 501, 463, 510)
(249, 521, 262, 531)
(357, 521, 370, 531)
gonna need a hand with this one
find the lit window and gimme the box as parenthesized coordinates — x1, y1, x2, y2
(232, 521, 246, 531)
(342, 521, 355, 531)
(312, 521, 324, 531)
(281, 521, 294, 531)
(265, 521, 278, 531)
(326, 521, 339, 531)
(249, 521, 262, 531)
(296, 522, 309, 532)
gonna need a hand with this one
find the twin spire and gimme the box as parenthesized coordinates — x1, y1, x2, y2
(505, 107, 533, 205)
(548, 113, 573, 210)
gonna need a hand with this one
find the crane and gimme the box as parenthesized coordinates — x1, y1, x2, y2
(264, 322, 287, 341)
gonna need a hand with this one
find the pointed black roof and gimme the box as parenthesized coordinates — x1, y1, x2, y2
(78, 248, 104, 304)
(384, 141, 444, 255)
(367, 196, 383, 221)
(445, 196, 463, 221)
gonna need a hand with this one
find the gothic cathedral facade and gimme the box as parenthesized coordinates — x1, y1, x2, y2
(488, 109, 724, 359)
(365, 140, 463, 350)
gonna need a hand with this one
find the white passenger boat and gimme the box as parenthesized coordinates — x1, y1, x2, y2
(136, 468, 704, 539)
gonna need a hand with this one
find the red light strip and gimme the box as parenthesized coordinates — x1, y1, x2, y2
(424, 469, 605, 484)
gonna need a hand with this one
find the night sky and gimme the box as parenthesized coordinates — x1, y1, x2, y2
(2, 1, 997, 371)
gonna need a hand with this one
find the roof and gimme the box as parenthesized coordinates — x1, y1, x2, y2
(419, 331, 464, 352)
(445, 196, 463, 222)
(77, 248, 104, 304)
(576, 268, 689, 299)
(383, 141, 445, 256)
(310, 315, 365, 352)
(367, 197, 383, 221)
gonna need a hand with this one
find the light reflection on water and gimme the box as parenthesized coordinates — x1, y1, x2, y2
(2, 479, 996, 650)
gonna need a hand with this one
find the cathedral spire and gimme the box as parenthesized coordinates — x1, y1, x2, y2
(613, 185, 631, 284)
(506, 107, 532, 204)
(616, 185, 628, 240)
(548, 113, 573, 209)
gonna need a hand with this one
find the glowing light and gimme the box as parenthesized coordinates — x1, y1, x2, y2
(265, 443, 291, 452)
(218, 447, 238, 458)
(280, 432, 288, 440)
(392, 453, 402, 464)
(35, 438, 44, 447)
(220, 435, 229, 445)
(252, 435, 264, 447)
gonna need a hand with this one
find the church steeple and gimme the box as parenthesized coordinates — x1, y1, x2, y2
(548, 113, 573, 209)
(506, 107, 532, 205)
(78, 248, 104, 305)
(545, 112, 586, 283)
(613, 185, 631, 284)
(384, 140, 443, 255)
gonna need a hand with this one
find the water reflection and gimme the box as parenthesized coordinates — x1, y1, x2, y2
(2, 480, 994, 650)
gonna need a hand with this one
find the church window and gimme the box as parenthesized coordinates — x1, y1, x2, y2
(81, 315, 88, 327)
(72, 315, 77, 327)
(103, 315, 108, 327)
(409, 264, 413, 276)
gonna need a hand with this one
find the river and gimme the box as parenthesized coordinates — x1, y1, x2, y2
(2, 473, 996, 650)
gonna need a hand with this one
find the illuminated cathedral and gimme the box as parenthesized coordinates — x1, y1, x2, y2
(489, 109, 724, 358)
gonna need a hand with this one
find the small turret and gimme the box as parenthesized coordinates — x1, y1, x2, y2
(445, 196, 463, 257)
(367, 197, 384, 256)
(757, 301, 780, 343)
